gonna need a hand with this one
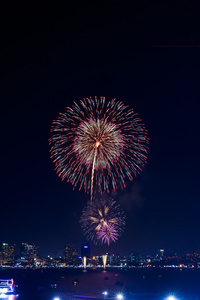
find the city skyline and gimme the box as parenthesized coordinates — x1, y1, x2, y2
(1, 1, 200, 257)
(1, 241, 200, 260)
(2, 241, 200, 271)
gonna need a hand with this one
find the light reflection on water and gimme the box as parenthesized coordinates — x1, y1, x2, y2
(0, 268, 200, 300)
(0, 295, 19, 300)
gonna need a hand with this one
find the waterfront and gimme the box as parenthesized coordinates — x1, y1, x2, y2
(0, 268, 200, 300)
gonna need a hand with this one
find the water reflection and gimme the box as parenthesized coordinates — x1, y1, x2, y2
(0, 295, 18, 300)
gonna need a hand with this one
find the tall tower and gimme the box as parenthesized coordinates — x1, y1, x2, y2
(81, 243, 90, 258)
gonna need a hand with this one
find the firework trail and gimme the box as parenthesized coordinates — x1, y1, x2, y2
(49, 97, 149, 201)
(80, 197, 125, 245)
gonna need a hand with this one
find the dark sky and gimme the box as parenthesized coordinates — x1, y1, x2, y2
(0, 0, 200, 257)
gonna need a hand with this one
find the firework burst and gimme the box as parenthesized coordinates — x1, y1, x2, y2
(80, 198, 125, 245)
(97, 223, 118, 246)
(49, 97, 149, 200)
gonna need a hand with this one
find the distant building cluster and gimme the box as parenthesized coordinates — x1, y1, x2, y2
(1, 243, 200, 269)
(0, 243, 15, 266)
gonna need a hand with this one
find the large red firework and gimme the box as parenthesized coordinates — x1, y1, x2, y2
(49, 97, 149, 199)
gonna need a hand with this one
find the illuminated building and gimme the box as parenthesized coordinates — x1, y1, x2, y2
(20, 242, 39, 260)
(185, 251, 200, 267)
(105, 253, 121, 266)
(64, 245, 78, 265)
(19, 242, 39, 267)
(2, 243, 15, 266)
(127, 253, 140, 266)
(159, 249, 164, 257)
(164, 254, 180, 266)
(81, 243, 90, 258)
(155, 249, 165, 261)
(111, 254, 120, 265)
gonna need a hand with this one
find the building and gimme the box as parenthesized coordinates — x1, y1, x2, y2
(20, 243, 39, 260)
(127, 253, 140, 266)
(159, 249, 164, 257)
(185, 251, 200, 267)
(106, 253, 121, 266)
(2, 243, 15, 266)
(19, 243, 39, 266)
(64, 245, 78, 265)
(163, 254, 180, 266)
(81, 243, 90, 258)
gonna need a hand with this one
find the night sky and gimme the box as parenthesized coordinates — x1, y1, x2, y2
(1, 0, 200, 257)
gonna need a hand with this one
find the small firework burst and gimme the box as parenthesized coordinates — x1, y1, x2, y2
(97, 222, 119, 245)
(80, 197, 125, 245)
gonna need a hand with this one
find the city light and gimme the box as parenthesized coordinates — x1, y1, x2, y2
(116, 294, 123, 300)
(53, 297, 60, 300)
(166, 296, 177, 300)
(102, 291, 108, 295)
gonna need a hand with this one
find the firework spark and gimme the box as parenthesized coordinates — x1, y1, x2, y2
(49, 97, 149, 200)
(97, 223, 119, 246)
(80, 198, 125, 245)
